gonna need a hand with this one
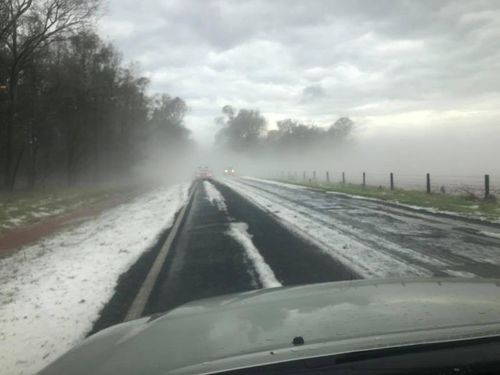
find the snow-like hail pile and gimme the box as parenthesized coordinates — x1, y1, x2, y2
(223, 177, 500, 279)
(221, 177, 437, 278)
(226, 222, 282, 288)
(0, 183, 189, 375)
(203, 180, 280, 288)
(203, 180, 227, 211)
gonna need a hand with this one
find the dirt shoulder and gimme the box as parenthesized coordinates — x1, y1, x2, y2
(0, 190, 139, 257)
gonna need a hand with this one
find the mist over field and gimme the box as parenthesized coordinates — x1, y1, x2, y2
(186, 119, 499, 194)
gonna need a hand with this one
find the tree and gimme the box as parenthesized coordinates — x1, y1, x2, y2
(1, 19, 189, 190)
(328, 117, 354, 140)
(0, 1, 190, 191)
(214, 106, 354, 156)
(221, 104, 235, 119)
(0, 0, 32, 43)
(150, 95, 188, 139)
(215, 107, 266, 152)
(274, 119, 324, 149)
(1, 0, 99, 189)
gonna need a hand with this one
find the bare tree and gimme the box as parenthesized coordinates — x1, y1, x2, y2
(0, 0, 32, 43)
(2, 0, 99, 189)
(1, 3, 190, 191)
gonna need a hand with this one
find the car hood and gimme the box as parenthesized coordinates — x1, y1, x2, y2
(40, 278, 500, 375)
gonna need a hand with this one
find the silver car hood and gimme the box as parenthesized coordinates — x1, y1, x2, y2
(40, 278, 500, 375)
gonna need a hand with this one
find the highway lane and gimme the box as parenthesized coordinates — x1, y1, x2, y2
(223, 177, 500, 279)
(94, 176, 500, 330)
(144, 179, 354, 315)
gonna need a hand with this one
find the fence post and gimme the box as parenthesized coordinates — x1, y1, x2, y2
(362, 172, 366, 187)
(342, 172, 346, 185)
(390, 173, 394, 190)
(485, 174, 490, 199)
(426, 173, 431, 194)
(326, 171, 330, 184)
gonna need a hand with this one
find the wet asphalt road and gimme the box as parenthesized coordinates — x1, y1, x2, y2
(94, 177, 500, 330)
(223, 178, 500, 279)
(144, 179, 355, 315)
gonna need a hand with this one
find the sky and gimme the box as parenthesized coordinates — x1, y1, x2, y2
(97, 0, 500, 146)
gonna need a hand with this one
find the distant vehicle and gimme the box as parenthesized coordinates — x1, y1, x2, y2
(40, 279, 500, 374)
(196, 166, 212, 179)
(224, 167, 235, 175)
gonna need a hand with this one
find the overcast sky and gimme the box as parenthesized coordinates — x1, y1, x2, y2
(98, 0, 500, 144)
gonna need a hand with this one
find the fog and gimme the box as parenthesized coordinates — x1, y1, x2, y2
(180, 118, 500, 196)
(2, 0, 500, 194)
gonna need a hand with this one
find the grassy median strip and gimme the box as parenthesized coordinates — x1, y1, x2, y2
(272, 179, 500, 222)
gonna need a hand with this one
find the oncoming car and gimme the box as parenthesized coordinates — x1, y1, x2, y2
(40, 279, 500, 374)
(224, 167, 235, 176)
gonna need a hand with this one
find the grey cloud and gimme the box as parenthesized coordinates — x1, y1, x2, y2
(302, 85, 326, 102)
(98, 0, 500, 143)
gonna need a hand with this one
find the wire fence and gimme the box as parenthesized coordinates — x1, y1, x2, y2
(271, 170, 500, 199)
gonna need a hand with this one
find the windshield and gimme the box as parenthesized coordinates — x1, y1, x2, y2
(1, 1, 500, 374)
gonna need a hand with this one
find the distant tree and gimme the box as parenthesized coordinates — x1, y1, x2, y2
(262, 117, 354, 155)
(216, 107, 267, 152)
(221, 104, 235, 120)
(276, 118, 300, 134)
(327, 117, 354, 140)
(215, 109, 354, 156)
(275, 119, 324, 149)
(149, 95, 189, 142)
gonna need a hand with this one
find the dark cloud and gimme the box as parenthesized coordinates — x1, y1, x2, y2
(302, 85, 326, 102)
(98, 0, 500, 143)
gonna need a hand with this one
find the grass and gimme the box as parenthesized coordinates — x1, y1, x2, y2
(272, 179, 500, 222)
(0, 187, 118, 232)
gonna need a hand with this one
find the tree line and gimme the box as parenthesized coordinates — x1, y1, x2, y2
(215, 105, 354, 153)
(0, 0, 190, 191)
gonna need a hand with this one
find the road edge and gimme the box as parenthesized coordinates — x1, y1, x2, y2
(124, 181, 198, 321)
(258, 178, 500, 229)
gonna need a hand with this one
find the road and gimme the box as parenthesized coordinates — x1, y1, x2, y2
(144, 179, 354, 315)
(142, 177, 500, 316)
(91, 176, 500, 328)
(223, 178, 500, 278)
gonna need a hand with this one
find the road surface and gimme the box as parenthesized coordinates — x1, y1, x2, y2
(144, 179, 355, 315)
(94, 177, 500, 327)
(142, 177, 500, 316)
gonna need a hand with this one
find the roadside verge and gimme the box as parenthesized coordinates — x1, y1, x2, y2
(263, 178, 500, 229)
